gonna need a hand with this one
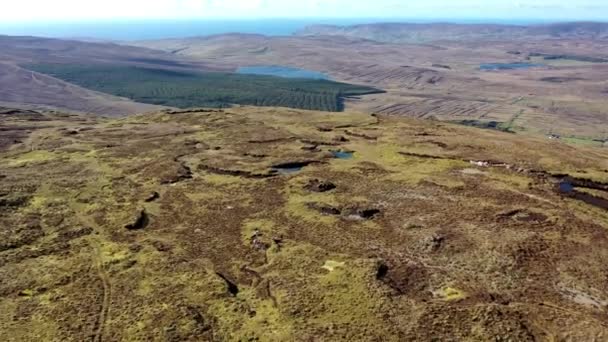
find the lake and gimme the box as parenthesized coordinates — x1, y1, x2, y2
(480, 63, 545, 71)
(237, 66, 330, 80)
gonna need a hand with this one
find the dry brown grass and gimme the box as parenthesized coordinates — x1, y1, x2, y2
(1, 106, 608, 341)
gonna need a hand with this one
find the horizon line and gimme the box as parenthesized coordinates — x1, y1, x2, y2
(1, 17, 607, 24)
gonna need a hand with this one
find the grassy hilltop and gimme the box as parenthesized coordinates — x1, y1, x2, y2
(1, 106, 608, 341)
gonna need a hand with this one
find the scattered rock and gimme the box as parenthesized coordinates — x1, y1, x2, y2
(125, 210, 149, 230)
(317, 127, 333, 132)
(250, 229, 270, 251)
(151, 240, 173, 252)
(307, 203, 341, 216)
(160, 163, 192, 184)
(427, 234, 445, 252)
(184, 139, 209, 149)
(343, 207, 381, 220)
(301, 145, 319, 151)
(145, 191, 160, 202)
(304, 179, 337, 193)
(498, 209, 548, 223)
(215, 272, 239, 296)
(333, 135, 349, 142)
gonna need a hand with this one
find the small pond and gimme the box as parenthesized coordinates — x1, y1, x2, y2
(272, 166, 304, 174)
(559, 181, 574, 194)
(237, 65, 330, 80)
(480, 63, 545, 71)
(271, 161, 315, 175)
(331, 151, 354, 159)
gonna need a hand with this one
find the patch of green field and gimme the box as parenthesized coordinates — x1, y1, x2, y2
(561, 136, 605, 147)
(26, 63, 383, 112)
(451, 119, 515, 133)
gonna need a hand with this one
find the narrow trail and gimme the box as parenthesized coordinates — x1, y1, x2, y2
(91, 240, 111, 342)
(74, 211, 112, 342)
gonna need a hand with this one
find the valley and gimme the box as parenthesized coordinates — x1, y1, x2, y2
(131, 26, 608, 141)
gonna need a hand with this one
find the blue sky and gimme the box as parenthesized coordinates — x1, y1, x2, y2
(1, 0, 607, 22)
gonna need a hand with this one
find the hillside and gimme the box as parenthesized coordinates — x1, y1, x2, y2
(0, 35, 227, 115)
(1, 106, 608, 341)
(132, 32, 608, 140)
(26, 63, 382, 112)
(296, 22, 608, 43)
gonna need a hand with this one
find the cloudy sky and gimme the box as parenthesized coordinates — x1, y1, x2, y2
(1, 0, 607, 22)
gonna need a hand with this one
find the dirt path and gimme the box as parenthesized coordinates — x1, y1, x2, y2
(91, 240, 111, 342)
(73, 211, 112, 342)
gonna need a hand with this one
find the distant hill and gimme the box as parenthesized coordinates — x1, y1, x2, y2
(296, 22, 608, 43)
(0, 35, 228, 115)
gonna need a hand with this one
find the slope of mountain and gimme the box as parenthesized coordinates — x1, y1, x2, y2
(296, 22, 608, 43)
(0, 35, 229, 115)
(0, 62, 165, 116)
(1, 106, 608, 341)
(132, 31, 608, 140)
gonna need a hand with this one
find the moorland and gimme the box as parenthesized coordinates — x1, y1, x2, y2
(1, 21, 608, 341)
(132, 22, 608, 143)
(2, 105, 608, 341)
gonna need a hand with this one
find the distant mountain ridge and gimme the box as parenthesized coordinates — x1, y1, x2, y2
(296, 22, 608, 43)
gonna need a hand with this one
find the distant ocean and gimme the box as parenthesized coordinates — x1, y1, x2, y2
(0, 18, 555, 41)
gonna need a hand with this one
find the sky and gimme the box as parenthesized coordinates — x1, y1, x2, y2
(1, 0, 607, 22)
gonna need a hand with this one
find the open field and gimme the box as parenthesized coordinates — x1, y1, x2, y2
(2, 105, 608, 340)
(131, 30, 608, 140)
(26, 63, 382, 112)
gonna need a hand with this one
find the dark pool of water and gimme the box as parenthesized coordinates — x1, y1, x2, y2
(271, 161, 316, 175)
(480, 63, 544, 71)
(331, 151, 354, 159)
(237, 65, 329, 80)
(557, 180, 608, 210)
(559, 181, 575, 193)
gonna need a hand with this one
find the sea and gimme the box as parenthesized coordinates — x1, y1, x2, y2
(0, 18, 555, 41)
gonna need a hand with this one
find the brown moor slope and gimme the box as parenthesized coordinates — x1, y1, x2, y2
(132, 32, 608, 139)
(296, 22, 608, 44)
(0, 35, 228, 116)
(1, 106, 608, 341)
